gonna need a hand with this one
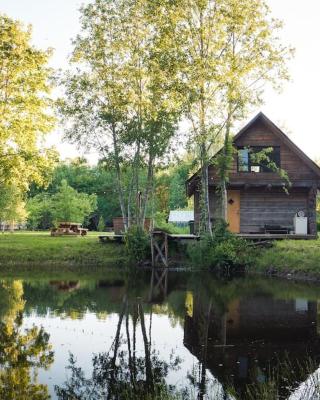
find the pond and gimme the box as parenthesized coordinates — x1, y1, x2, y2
(1, 271, 320, 399)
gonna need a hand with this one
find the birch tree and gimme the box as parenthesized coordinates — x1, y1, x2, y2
(214, 0, 293, 221)
(160, 0, 292, 232)
(60, 0, 179, 231)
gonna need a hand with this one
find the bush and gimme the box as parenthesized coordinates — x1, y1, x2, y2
(124, 225, 150, 263)
(187, 220, 253, 271)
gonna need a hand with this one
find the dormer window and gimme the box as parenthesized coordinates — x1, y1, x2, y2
(237, 146, 280, 173)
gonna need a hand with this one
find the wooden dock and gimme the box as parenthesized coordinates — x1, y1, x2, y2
(100, 232, 315, 244)
(237, 233, 317, 240)
(150, 231, 199, 268)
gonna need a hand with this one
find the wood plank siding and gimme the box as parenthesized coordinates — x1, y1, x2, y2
(239, 187, 307, 233)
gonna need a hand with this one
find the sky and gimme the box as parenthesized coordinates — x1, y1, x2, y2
(1, 0, 320, 163)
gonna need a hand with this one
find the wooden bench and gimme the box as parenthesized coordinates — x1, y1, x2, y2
(263, 225, 291, 234)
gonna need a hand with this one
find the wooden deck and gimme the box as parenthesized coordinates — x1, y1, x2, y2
(237, 233, 317, 240)
(99, 232, 317, 244)
(168, 233, 317, 241)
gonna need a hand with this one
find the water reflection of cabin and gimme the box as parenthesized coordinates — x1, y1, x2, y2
(184, 293, 320, 397)
(187, 112, 320, 238)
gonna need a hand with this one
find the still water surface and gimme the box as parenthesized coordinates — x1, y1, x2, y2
(1, 271, 320, 399)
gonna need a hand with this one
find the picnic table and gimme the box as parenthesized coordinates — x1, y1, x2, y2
(51, 222, 88, 237)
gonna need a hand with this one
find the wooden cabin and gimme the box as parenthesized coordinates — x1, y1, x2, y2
(187, 112, 320, 237)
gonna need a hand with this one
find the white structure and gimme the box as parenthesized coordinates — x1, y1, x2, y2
(294, 214, 308, 235)
(168, 210, 194, 226)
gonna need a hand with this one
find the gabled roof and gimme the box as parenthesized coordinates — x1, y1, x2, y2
(187, 112, 320, 192)
(233, 112, 320, 177)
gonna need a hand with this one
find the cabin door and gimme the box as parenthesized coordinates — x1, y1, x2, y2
(227, 190, 240, 233)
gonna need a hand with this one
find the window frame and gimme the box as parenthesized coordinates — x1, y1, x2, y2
(237, 146, 281, 173)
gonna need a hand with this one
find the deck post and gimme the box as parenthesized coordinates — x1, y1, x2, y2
(164, 233, 168, 265)
(151, 235, 155, 267)
(151, 231, 168, 268)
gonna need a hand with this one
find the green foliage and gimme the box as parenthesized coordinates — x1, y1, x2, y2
(153, 156, 194, 223)
(168, 159, 193, 210)
(0, 15, 57, 192)
(51, 180, 97, 224)
(26, 193, 53, 230)
(250, 147, 291, 187)
(59, 0, 181, 230)
(158, 0, 293, 227)
(29, 159, 122, 227)
(26, 180, 97, 228)
(0, 185, 27, 226)
(187, 220, 253, 271)
(28, 156, 193, 230)
(0, 281, 53, 399)
(215, 140, 235, 185)
(97, 216, 105, 232)
(124, 225, 150, 263)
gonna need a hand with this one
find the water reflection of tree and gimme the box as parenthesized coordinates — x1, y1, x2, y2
(0, 281, 54, 400)
(55, 295, 181, 400)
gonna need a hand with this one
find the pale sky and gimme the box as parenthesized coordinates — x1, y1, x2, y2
(1, 0, 320, 163)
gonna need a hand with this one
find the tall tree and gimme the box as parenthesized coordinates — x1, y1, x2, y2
(0, 15, 57, 191)
(214, 0, 293, 220)
(159, 0, 292, 233)
(60, 0, 179, 231)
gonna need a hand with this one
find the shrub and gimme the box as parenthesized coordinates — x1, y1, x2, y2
(124, 225, 150, 263)
(187, 220, 253, 271)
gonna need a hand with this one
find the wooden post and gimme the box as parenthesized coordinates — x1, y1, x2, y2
(151, 231, 169, 268)
(307, 186, 317, 235)
(151, 235, 155, 267)
(164, 233, 168, 266)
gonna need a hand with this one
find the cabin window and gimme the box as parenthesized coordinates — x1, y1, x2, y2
(238, 149, 249, 171)
(237, 146, 280, 173)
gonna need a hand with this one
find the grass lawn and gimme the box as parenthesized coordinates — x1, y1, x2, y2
(256, 238, 320, 275)
(0, 231, 126, 273)
(2, 230, 320, 280)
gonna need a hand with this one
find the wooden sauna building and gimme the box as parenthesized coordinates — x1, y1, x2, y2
(187, 112, 320, 237)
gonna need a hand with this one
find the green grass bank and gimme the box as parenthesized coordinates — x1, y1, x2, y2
(0, 231, 126, 273)
(256, 238, 320, 279)
(0, 231, 320, 282)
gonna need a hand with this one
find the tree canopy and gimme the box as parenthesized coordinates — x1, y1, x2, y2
(0, 15, 57, 192)
(59, 0, 181, 230)
(27, 179, 97, 228)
